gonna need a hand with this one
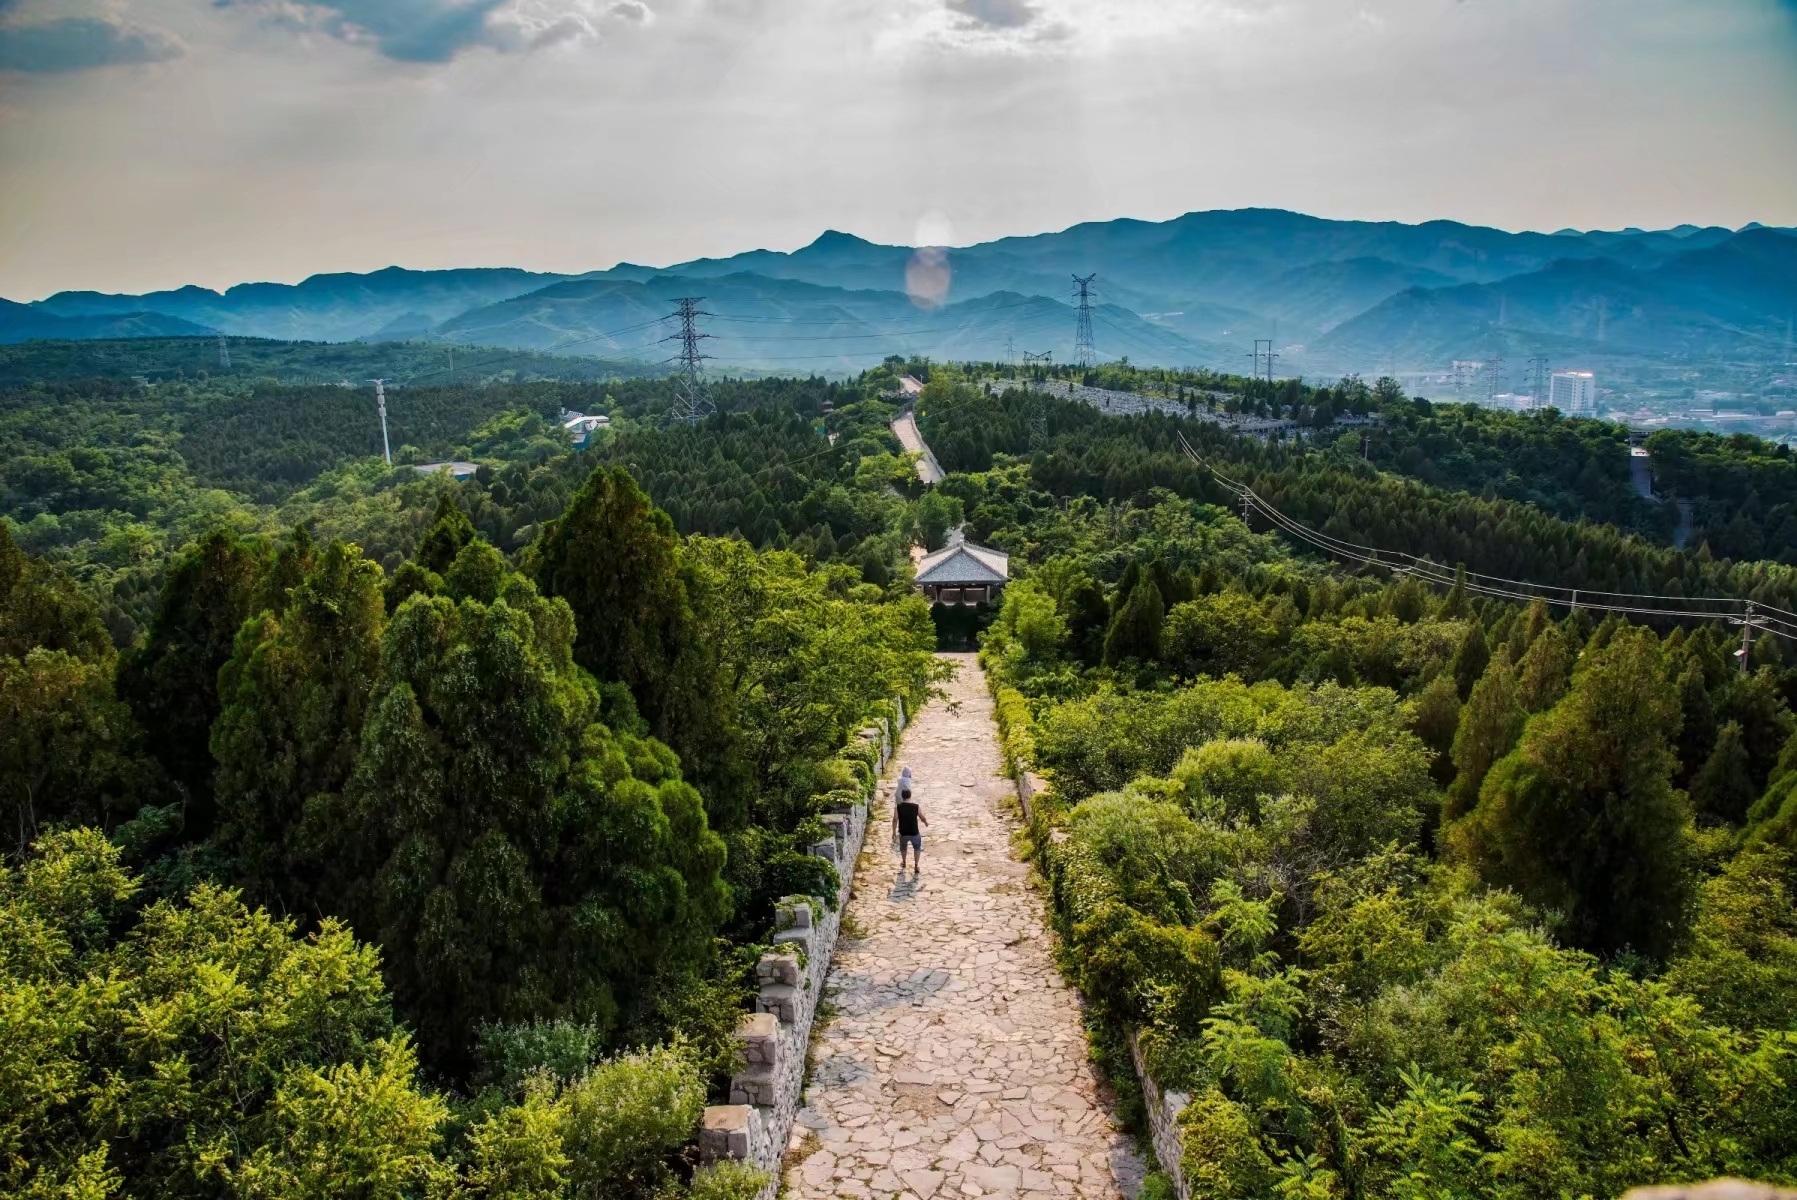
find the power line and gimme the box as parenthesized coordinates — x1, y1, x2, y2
(1173, 431, 1797, 638)
(1072, 274, 1097, 369)
(665, 297, 715, 423)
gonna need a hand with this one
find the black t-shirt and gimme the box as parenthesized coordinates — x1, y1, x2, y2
(896, 800, 921, 836)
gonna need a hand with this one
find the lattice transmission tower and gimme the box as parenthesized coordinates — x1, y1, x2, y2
(216, 333, 231, 371)
(1072, 274, 1097, 369)
(664, 297, 715, 423)
(1528, 356, 1550, 406)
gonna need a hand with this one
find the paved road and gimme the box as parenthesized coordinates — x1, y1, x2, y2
(786, 654, 1144, 1200)
(892, 411, 946, 485)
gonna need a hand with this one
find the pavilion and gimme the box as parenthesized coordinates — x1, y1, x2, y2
(913, 535, 1009, 606)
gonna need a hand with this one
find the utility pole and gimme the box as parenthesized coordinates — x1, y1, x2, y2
(1738, 602, 1769, 673)
(1072, 274, 1097, 370)
(368, 379, 392, 465)
(216, 333, 231, 371)
(663, 297, 714, 423)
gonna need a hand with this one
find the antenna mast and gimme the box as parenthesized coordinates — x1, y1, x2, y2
(1072, 274, 1097, 369)
(664, 297, 715, 423)
(368, 379, 392, 465)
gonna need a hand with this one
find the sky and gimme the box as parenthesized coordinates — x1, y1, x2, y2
(2, 0, 1795, 299)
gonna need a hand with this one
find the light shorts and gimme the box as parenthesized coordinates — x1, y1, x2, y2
(899, 834, 923, 855)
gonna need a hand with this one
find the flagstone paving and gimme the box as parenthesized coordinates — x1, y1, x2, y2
(785, 652, 1145, 1200)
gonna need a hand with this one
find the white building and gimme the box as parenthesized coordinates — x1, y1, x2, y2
(1549, 371, 1596, 415)
(560, 410, 612, 448)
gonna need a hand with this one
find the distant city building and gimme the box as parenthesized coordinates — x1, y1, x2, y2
(1491, 392, 1536, 413)
(1549, 371, 1596, 414)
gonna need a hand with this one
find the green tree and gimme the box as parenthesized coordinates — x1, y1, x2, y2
(1689, 720, 1756, 825)
(1, 648, 156, 856)
(1443, 655, 1524, 822)
(345, 559, 729, 1069)
(1408, 670, 1462, 788)
(0, 828, 451, 1200)
(1104, 576, 1165, 665)
(0, 522, 112, 662)
(116, 529, 265, 834)
(1451, 629, 1694, 958)
(528, 467, 748, 831)
(1515, 621, 1573, 712)
(1163, 593, 1280, 679)
(212, 539, 387, 917)
(1450, 622, 1488, 701)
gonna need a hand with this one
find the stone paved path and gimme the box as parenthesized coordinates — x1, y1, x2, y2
(786, 653, 1144, 1200)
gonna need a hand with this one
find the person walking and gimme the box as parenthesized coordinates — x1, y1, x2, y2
(892, 779, 927, 875)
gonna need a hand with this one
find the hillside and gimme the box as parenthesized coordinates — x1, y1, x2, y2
(1315, 228, 1797, 368)
(0, 297, 213, 344)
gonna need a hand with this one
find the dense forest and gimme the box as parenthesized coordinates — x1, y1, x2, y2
(1, 354, 954, 1200)
(943, 372, 1797, 1194)
(4, 347, 1797, 1199)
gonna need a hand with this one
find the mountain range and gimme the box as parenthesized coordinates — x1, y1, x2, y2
(7, 210, 1794, 376)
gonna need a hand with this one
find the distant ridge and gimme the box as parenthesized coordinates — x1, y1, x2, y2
(11, 210, 1796, 373)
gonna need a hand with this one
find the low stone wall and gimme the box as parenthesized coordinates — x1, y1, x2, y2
(697, 697, 903, 1198)
(1128, 1030, 1191, 1199)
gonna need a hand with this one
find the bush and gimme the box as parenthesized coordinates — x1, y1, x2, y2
(688, 1161, 770, 1200)
(557, 1044, 706, 1199)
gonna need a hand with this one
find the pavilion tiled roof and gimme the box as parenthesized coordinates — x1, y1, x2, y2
(914, 542, 1009, 586)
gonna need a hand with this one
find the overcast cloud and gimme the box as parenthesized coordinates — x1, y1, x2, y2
(1, 0, 1794, 297)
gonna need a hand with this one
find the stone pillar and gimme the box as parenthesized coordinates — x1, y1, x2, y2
(729, 1012, 781, 1107)
(698, 1104, 754, 1163)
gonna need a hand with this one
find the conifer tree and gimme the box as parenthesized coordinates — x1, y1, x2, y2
(1515, 621, 1574, 712)
(528, 467, 749, 830)
(212, 540, 386, 917)
(1443, 655, 1524, 821)
(1452, 621, 1489, 700)
(1451, 628, 1693, 958)
(116, 530, 265, 833)
(1690, 720, 1756, 825)
(345, 561, 728, 1069)
(1103, 576, 1164, 665)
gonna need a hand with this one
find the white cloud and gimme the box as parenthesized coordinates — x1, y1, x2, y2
(1, 0, 1794, 298)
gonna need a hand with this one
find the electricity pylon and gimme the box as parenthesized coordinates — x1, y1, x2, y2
(1072, 274, 1097, 369)
(664, 297, 714, 422)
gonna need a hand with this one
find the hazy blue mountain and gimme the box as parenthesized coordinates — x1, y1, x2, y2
(1233, 257, 1460, 335)
(9, 210, 1791, 374)
(435, 271, 1236, 372)
(0, 298, 213, 344)
(1311, 229, 1797, 371)
(33, 266, 583, 342)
